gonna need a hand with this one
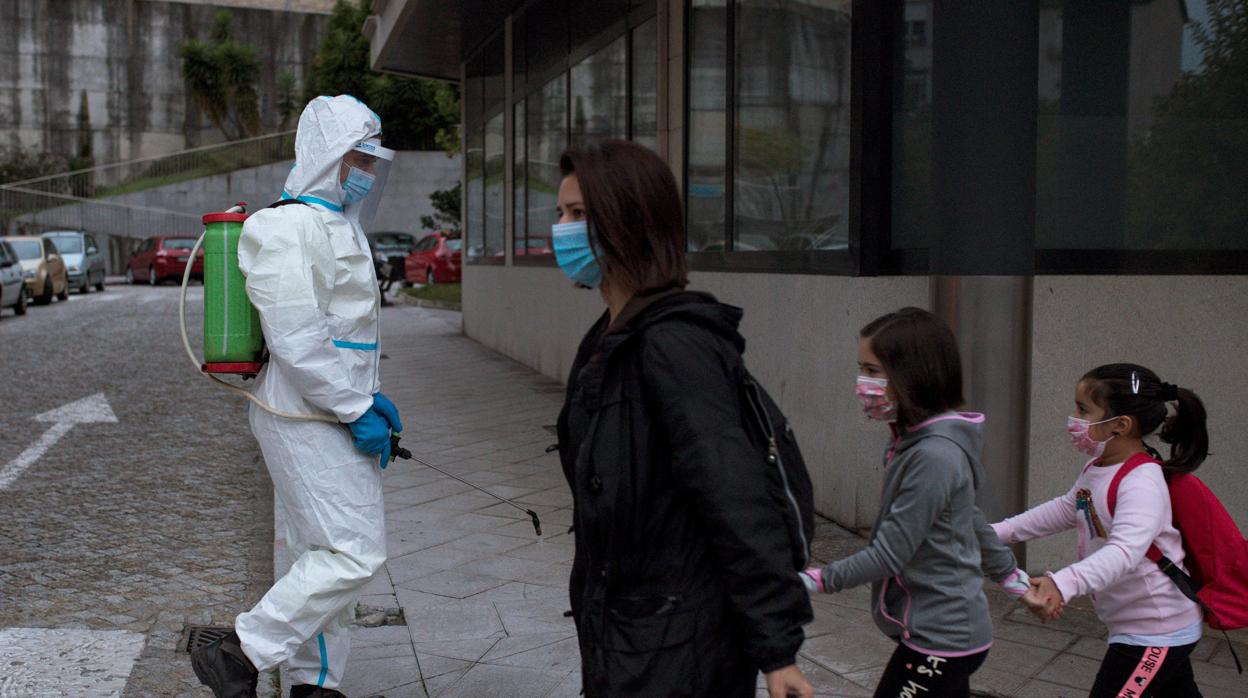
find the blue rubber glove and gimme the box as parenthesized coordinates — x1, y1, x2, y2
(348, 409, 391, 468)
(371, 392, 403, 433)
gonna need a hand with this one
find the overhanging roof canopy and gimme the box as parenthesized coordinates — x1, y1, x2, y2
(367, 0, 463, 82)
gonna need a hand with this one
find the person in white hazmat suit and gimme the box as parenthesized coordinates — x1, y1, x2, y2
(191, 95, 401, 698)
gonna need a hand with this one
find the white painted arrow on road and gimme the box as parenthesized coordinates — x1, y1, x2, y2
(0, 393, 118, 491)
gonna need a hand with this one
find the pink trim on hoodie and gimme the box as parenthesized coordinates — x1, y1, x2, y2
(907, 412, 985, 432)
(902, 638, 994, 658)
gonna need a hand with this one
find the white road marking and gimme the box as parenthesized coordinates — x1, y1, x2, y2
(0, 394, 118, 491)
(0, 627, 146, 697)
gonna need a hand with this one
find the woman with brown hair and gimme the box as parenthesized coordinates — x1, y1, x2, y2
(553, 139, 814, 697)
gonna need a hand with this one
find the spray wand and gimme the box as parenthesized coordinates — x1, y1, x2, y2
(387, 434, 541, 536)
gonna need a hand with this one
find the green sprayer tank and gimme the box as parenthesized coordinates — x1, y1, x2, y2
(201, 212, 264, 375)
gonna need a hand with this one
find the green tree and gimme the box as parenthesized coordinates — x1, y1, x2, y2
(276, 71, 299, 130)
(180, 10, 262, 141)
(304, 0, 460, 152)
(421, 183, 461, 233)
(1127, 0, 1248, 248)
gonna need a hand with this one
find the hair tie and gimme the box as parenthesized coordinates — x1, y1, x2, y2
(1160, 382, 1180, 401)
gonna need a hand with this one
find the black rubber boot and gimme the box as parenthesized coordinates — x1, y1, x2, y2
(190, 630, 259, 698)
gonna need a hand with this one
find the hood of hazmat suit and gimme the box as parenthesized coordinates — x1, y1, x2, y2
(232, 95, 391, 688)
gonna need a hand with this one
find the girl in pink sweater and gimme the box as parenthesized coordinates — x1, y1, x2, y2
(992, 363, 1210, 698)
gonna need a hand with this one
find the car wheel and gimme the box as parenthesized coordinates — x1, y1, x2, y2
(148, 266, 157, 286)
(95, 272, 106, 292)
(36, 277, 52, 305)
(14, 286, 27, 315)
(125, 268, 135, 285)
(426, 267, 436, 286)
(56, 278, 69, 301)
(80, 276, 91, 294)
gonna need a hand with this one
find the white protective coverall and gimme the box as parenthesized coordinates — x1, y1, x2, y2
(234, 95, 386, 689)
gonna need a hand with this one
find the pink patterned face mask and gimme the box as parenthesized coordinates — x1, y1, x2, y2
(1066, 415, 1117, 458)
(856, 376, 897, 421)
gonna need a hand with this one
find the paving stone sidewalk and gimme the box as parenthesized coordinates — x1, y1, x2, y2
(331, 304, 1245, 698)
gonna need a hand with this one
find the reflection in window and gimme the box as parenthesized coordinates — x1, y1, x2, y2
(1038, 0, 1248, 250)
(631, 17, 659, 150)
(571, 36, 628, 145)
(734, 0, 852, 252)
(892, 0, 933, 249)
(513, 100, 529, 257)
(484, 112, 505, 258)
(527, 75, 567, 256)
(686, 0, 728, 251)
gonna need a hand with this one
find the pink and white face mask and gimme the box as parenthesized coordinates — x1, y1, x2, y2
(856, 376, 897, 422)
(1066, 415, 1117, 458)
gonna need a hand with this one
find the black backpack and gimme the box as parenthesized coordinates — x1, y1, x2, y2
(739, 369, 816, 571)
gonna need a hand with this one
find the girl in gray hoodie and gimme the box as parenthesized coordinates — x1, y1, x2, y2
(800, 308, 1032, 698)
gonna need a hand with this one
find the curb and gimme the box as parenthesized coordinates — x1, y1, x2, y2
(395, 292, 461, 312)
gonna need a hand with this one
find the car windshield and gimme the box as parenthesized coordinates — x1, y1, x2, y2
(370, 233, 414, 247)
(9, 240, 42, 260)
(46, 235, 82, 253)
(445, 239, 463, 251)
(163, 239, 197, 250)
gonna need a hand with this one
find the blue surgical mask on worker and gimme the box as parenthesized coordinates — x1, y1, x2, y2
(342, 166, 375, 205)
(552, 220, 602, 288)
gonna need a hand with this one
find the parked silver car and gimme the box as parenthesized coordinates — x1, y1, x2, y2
(42, 230, 106, 293)
(0, 239, 29, 319)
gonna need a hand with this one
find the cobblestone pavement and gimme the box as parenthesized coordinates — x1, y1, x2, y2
(344, 303, 1247, 698)
(0, 283, 276, 697)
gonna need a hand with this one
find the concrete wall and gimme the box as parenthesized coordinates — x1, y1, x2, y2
(1, 0, 325, 163)
(1025, 275, 1248, 570)
(463, 265, 929, 529)
(466, 266, 1248, 566)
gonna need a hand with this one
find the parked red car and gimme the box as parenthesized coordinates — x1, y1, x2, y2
(126, 236, 204, 285)
(404, 231, 462, 285)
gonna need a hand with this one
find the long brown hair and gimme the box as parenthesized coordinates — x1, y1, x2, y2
(861, 307, 965, 427)
(559, 140, 688, 292)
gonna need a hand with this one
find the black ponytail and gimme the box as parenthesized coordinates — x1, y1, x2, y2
(1159, 387, 1209, 474)
(1082, 363, 1209, 474)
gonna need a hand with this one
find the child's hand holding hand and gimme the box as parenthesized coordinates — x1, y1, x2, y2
(799, 567, 826, 594)
(1023, 575, 1065, 622)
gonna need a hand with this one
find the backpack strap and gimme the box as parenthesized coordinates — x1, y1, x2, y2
(1105, 452, 1166, 563)
(266, 199, 309, 209)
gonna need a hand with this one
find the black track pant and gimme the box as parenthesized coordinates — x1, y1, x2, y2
(872, 643, 989, 698)
(1089, 642, 1201, 698)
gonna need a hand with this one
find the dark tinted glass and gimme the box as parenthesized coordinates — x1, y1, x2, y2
(686, 0, 729, 251)
(525, 0, 569, 83)
(570, 35, 628, 145)
(527, 75, 567, 255)
(1037, 0, 1248, 250)
(46, 235, 83, 253)
(891, 1, 933, 250)
(631, 17, 659, 150)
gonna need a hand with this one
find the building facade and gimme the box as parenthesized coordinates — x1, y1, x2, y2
(369, 0, 1248, 569)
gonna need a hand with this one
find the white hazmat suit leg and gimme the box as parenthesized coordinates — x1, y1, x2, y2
(233, 95, 389, 690)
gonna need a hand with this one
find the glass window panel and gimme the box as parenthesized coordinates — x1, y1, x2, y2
(686, 0, 728, 251)
(527, 75, 567, 257)
(570, 36, 628, 146)
(464, 57, 485, 260)
(1037, 0, 1248, 250)
(891, 0, 933, 249)
(631, 17, 659, 151)
(733, 0, 852, 252)
(484, 111, 505, 259)
(525, 0, 568, 85)
(514, 99, 529, 257)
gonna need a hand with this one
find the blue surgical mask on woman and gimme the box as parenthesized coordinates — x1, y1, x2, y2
(552, 220, 603, 288)
(342, 166, 375, 205)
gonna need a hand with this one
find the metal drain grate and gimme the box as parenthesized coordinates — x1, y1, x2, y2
(183, 625, 233, 654)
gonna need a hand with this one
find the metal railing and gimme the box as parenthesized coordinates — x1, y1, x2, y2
(0, 130, 295, 239)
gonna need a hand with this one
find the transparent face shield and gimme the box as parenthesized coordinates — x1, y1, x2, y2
(340, 138, 395, 230)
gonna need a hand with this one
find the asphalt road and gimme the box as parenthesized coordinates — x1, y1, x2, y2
(0, 282, 274, 696)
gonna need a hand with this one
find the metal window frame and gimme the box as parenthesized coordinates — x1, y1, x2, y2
(683, 0, 884, 276)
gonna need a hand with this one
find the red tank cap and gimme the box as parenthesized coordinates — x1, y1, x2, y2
(202, 212, 248, 224)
